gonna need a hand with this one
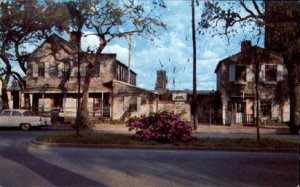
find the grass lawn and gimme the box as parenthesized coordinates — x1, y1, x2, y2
(36, 133, 299, 150)
(37, 133, 159, 145)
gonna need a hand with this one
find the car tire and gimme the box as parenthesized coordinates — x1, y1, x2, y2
(20, 123, 31, 131)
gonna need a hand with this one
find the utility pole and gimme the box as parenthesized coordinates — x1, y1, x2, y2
(192, 0, 198, 130)
(127, 33, 133, 84)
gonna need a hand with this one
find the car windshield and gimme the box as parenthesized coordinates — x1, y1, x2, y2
(0, 110, 11, 116)
(23, 111, 35, 116)
(12, 111, 22, 116)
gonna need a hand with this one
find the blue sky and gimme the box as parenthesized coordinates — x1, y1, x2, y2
(6, 0, 264, 90)
(93, 0, 264, 91)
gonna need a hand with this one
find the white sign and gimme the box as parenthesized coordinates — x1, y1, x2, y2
(172, 93, 187, 102)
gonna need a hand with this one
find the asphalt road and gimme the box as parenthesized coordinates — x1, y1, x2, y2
(0, 130, 299, 187)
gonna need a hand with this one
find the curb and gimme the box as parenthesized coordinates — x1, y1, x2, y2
(29, 140, 298, 153)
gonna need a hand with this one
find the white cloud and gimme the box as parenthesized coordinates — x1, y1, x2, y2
(81, 34, 100, 51)
(78, 1, 259, 92)
(103, 44, 129, 64)
(202, 50, 220, 59)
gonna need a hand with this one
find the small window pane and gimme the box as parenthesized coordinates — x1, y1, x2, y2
(228, 101, 235, 111)
(23, 111, 35, 116)
(38, 63, 45, 77)
(261, 100, 271, 117)
(237, 102, 245, 113)
(12, 111, 22, 116)
(1, 111, 11, 116)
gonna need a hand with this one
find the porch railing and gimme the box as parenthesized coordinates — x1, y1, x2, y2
(227, 113, 254, 125)
(28, 106, 111, 119)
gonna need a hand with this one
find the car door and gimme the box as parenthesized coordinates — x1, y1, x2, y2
(0, 110, 11, 127)
(23, 111, 39, 126)
(11, 111, 23, 127)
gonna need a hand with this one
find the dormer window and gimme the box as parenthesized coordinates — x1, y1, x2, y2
(38, 63, 45, 77)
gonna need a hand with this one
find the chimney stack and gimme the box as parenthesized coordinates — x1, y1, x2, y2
(155, 70, 168, 94)
(241, 40, 252, 52)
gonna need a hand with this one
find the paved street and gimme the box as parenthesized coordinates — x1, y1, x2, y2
(0, 130, 299, 187)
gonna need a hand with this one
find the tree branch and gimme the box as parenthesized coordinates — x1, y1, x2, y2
(251, 0, 263, 17)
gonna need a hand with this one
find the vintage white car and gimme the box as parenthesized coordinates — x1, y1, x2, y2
(0, 109, 51, 130)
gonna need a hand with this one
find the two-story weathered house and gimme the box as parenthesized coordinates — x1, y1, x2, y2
(215, 41, 290, 125)
(23, 33, 158, 120)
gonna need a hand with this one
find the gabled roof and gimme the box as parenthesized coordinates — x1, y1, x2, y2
(214, 45, 283, 73)
(26, 34, 137, 75)
(112, 79, 157, 95)
(26, 34, 75, 61)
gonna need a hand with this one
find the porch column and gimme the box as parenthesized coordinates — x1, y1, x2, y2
(221, 95, 228, 125)
(20, 93, 25, 108)
(42, 93, 45, 112)
(7, 91, 12, 109)
(101, 92, 104, 117)
(63, 93, 66, 112)
(109, 93, 112, 118)
(29, 94, 33, 110)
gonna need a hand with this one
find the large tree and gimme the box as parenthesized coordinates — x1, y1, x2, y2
(0, 0, 66, 109)
(200, 0, 300, 132)
(63, 0, 166, 130)
(265, 1, 300, 133)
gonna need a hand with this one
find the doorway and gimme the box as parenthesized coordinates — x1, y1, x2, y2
(236, 102, 245, 123)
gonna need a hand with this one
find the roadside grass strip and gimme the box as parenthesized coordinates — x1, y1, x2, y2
(36, 133, 299, 150)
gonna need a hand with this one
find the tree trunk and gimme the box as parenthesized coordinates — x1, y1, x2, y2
(254, 50, 260, 141)
(0, 80, 9, 109)
(79, 63, 94, 127)
(285, 59, 299, 133)
(280, 103, 284, 123)
(255, 81, 260, 141)
(209, 104, 212, 125)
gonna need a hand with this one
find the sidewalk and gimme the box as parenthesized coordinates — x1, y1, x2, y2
(92, 123, 299, 142)
(93, 123, 282, 134)
(36, 123, 298, 152)
(46, 123, 298, 142)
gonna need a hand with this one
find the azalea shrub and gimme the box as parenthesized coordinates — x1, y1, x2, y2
(127, 112, 193, 143)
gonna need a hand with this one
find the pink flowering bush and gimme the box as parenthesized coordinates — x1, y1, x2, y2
(127, 112, 193, 143)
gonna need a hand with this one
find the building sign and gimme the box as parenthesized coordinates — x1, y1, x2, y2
(172, 93, 187, 102)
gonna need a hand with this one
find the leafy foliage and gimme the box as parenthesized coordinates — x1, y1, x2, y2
(62, 0, 166, 129)
(200, 0, 264, 42)
(0, 0, 67, 108)
(127, 112, 192, 143)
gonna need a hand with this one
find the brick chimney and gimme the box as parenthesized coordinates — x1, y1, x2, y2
(241, 40, 252, 52)
(69, 31, 82, 48)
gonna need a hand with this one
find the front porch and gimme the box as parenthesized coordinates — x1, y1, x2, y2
(23, 91, 112, 119)
(225, 96, 255, 125)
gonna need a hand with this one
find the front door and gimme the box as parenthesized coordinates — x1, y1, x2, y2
(236, 102, 245, 123)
